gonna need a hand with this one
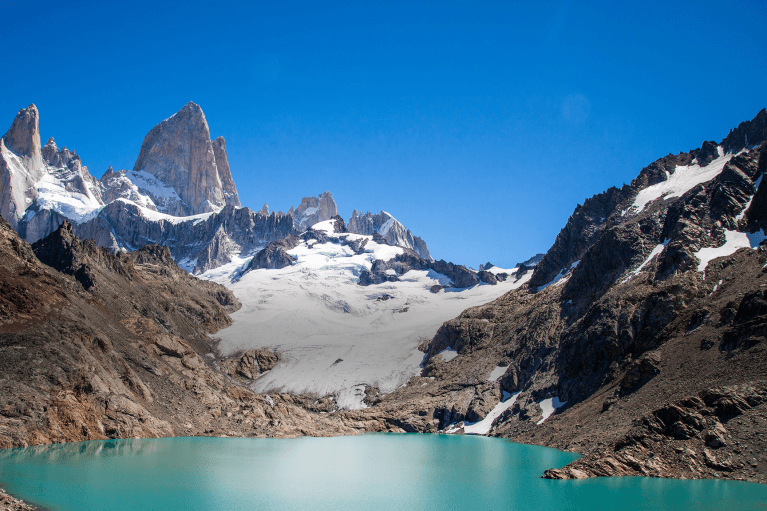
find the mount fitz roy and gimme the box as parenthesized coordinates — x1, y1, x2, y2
(0, 99, 767, 508)
(0, 102, 432, 274)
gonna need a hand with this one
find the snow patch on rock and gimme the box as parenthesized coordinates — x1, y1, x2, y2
(537, 396, 566, 425)
(632, 150, 733, 213)
(694, 230, 764, 277)
(463, 391, 521, 435)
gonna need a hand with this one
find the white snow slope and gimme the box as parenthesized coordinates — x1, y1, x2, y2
(205, 219, 531, 410)
(632, 149, 733, 213)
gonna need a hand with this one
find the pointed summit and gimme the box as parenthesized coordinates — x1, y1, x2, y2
(132, 102, 239, 215)
(212, 136, 240, 207)
(292, 191, 338, 230)
(2, 104, 43, 174)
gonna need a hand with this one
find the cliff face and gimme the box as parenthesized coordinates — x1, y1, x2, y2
(130, 102, 235, 216)
(0, 105, 45, 231)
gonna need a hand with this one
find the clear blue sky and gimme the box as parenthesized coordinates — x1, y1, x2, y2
(1, 0, 765, 268)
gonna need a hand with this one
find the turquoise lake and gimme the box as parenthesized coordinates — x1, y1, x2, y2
(1, 434, 766, 510)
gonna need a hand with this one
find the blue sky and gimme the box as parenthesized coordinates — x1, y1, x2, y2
(1, 0, 765, 267)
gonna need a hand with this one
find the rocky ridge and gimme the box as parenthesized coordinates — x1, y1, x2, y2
(348, 209, 432, 260)
(0, 103, 433, 276)
(338, 108, 767, 484)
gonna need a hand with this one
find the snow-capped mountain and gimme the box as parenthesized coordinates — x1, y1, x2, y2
(0, 102, 434, 274)
(348, 209, 432, 260)
(0, 105, 104, 240)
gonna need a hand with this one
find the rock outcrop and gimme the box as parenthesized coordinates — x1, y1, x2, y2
(1, 104, 43, 175)
(211, 136, 240, 207)
(348, 209, 431, 260)
(243, 235, 300, 272)
(292, 191, 338, 230)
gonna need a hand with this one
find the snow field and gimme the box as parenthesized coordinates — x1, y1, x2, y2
(205, 223, 533, 409)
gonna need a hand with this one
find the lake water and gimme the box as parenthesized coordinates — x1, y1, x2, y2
(0, 434, 765, 510)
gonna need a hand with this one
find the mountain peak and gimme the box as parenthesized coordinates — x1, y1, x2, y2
(2, 104, 42, 174)
(131, 102, 238, 215)
(291, 191, 338, 230)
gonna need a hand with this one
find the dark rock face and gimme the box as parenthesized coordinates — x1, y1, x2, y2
(430, 260, 478, 288)
(245, 236, 300, 271)
(529, 185, 630, 290)
(721, 289, 767, 351)
(332, 214, 347, 233)
(477, 270, 498, 285)
(32, 221, 120, 290)
(744, 140, 767, 232)
(721, 108, 767, 154)
(75, 201, 297, 274)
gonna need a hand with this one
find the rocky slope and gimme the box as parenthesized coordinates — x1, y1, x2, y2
(0, 216, 404, 452)
(343, 108, 767, 484)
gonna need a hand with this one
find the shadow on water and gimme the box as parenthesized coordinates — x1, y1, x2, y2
(0, 438, 161, 463)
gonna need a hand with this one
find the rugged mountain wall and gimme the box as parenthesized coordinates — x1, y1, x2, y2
(348, 209, 431, 260)
(74, 201, 297, 274)
(351, 108, 767, 484)
(0, 104, 436, 276)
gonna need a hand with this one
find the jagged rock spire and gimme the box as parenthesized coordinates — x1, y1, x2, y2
(132, 101, 239, 215)
(212, 136, 240, 207)
(2, 104, 43, 175)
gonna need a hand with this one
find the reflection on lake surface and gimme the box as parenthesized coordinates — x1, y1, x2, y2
(0, 434, 766, 511)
